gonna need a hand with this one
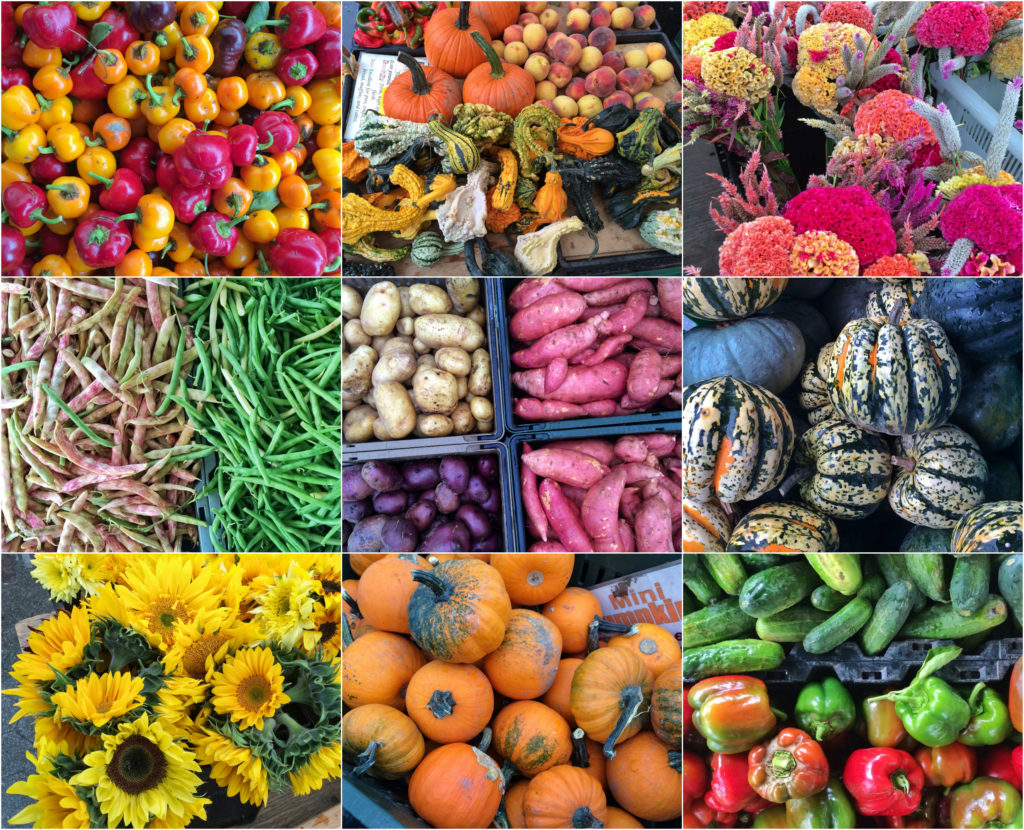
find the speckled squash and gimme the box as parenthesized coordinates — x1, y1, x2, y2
(865, 279, 925, 322)
(482, 609, 563, 699)
(682, 277, 789, 322)
(889, 424, 987, 529)
(827, 306, 961, 436)
(726, 502, 840, 552)
(798, 342, 840, 426)
(683, 377, 795, 503)
(650, 659, 681, 747)
(682, 497, 732, 552)
(493, 700, 572, 777)
(951, 500, 1024, 553)
(900, 526, 953, 552)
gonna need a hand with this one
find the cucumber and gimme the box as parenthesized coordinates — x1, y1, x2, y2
(811, 585, 848, 612)
(950, 554, 990, 617)
(998, 554, 1022, 627)
(857, 575, 887, 605)
(683, 587, 702, 616)
(805, 554, 862, 596)
(702, 553, 747, 595)
(899, 594, 1008, 638)
(684, 556, 724, 605)
(876, 554, 926, 611)
(756, 605, 831, 642)
(683, 639, 785, 680)
(905, 554, 949, 602)
(683, 597, 756, 647)
(739, 561, 821, 618)
(860, 580, 915, 656)
(802, 597, 873, 654)
(739, 554, 786, 571)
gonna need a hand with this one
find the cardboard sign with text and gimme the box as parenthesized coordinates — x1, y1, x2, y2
(590, 561, 682, 642)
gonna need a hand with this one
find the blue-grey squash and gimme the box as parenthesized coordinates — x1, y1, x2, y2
(683, 316, 805, 395)
(756, 299, 832, 360)
(913, 278, 1023, 362)
(950, 358, 1022, 453)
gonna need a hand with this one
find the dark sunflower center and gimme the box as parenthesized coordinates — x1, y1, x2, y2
(320, 621, 338, 642)
(320, 580, 341, 593)
(108, 735, 167, 795)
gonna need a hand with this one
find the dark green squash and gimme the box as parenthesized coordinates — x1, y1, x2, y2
(683, 316, 805, 395)
(607, 183, 680, 229)
(984, 457, 1023, 502)
(899, 526, 952, 552)
(818, 278, 876, 336)
(950, 501, 1024, 553)
(782, 278, 833, 299)
(950, 358, 1023, 453)
(615, 107, 663, 165)
(913, 278, 1023, 362)
(463, 237, 523, 276)
(554, 158, 603, 233)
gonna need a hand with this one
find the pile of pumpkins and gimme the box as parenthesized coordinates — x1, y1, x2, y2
(342, 554, 682, 828)
(682, 277, 1024, 552)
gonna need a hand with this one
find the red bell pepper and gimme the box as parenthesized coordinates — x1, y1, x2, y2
(29, 154, 70, 186)
(319, 228, 341, 274)
(39, 226, 69, 258)
(1, 3, 15, 49)
(93, 168, 144, 215)
(684, 684, 694, 739)
(881, 787, 941, 829)
(174, 131, 232, 189)
(2, 67, 32, 91)
(684, 795, 739, 829)
(227, 125, 260, 166)
(169, 184, 212, 224)
(120, 138, 158, 189)
(1014, 746, 1023, 784)
(949, 776, 1023, 828)
(844, 747, 924, 817)
(92, 8, 141, 55)
(313, 28, 342, 77)
(277, 49, 319, 85)
(21, 2, 77, 49)
(3, 183, 52, 228)
(254, 112, 299, 155)
(269, 228, 328, 275)
(190, 211, 247, 257)
(73, 211, 132, 268)
(683, 750, 707, 811)
(980, 745, 1024, 792)
(63, 22, 91, 57)
(914, 742, 977, 788)
(70, 60, 111, 100)
(1, 225, 25, 270)
(706, 752, 770, 813)
(155, 154, 178, 194)
(276, 2, 327, 50)
(748, 728, 830, 803)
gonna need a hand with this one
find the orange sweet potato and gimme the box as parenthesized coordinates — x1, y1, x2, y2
(522, 448, 611, 488)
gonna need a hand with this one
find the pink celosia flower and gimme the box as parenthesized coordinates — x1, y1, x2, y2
(719, 216, 796, 276)
(982, 1, 1022, 35)
(940, 183, 1023, 254)
(863, 254, 921, 276)
(854, 90, 939, 143)
(782, 185, 897, 266)
(711, 31, 738, 51)
(821, 1, 875, 32)
(916, 1, 991, 56)
(683, 54, 704, 79)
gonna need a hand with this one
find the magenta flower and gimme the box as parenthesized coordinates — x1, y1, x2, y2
(782, 185, 897, 267)
(940, 183, 1023, 255)
(916, 1, 991, 56)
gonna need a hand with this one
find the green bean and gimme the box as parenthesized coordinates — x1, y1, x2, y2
(154, 323, 187, 416)
(2, 360, 39, 376)
(40, 384, 115, 448)
(192, 336, 213, 397)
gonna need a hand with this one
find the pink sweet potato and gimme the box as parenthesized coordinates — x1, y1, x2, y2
(560, 484, 589, 507)
(509, 278, 563, 310)
(658, 279, 682, 323)
(545, 358, 569, 394)
(511, 314, 608, 368)
(582, 468, 627, 552)
(621, 378, 675, 409)
(584, 278, 654, 306)
(522, 448, 611, 488)
(521, 441, 549, 542)
(529, 541, 568, 552)
(544, 439, 616, 466)
(556, 278, 622, 291)
(580, 302, 623, 321)
(513, 360, 627, 403)
(578, 335, 632, 366)
(614, 435, 648, 463)
(641, 433, 677, 456)
(510, 291, 587, 341)
(660, 354, 682, 377)
(619, 519, 635, 552)
(540, 479, 594, 552)
(627, 348, 662, 405)
(582, 399, 616, 417)
(514, 398, 588, 420)
(570, 348, 596, 365)
(598, 291, 651, 336)
(616, 462, 663, 484)
(630, 317, 681, 353)
(635, 493, 673, 552)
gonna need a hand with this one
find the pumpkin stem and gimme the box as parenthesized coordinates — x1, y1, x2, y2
(341, 587, 361, 618)
(888, 299, 906, 325)
(586, 616, 637, 653)
(353, 740, 382, 775)
(602, 686, 644, 759)
(477, 726, 492, 753)
(891, 455, 916, 472)
(396, 51, 433, 96)
(571, 727, 592, 769)
(778, 466, 815, 497)
(571, 807, 605, 828)
(426, 689, 456, 719)
(668, 749, 682, 773)
(411, 568, 454, 602)
(342, 615, 355, 649)
(457, 0, 471, 30)
(470, 30, 506, 79)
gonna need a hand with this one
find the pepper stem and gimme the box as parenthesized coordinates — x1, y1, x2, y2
(891, 770, 910, 795)
(89, 173, 114, 188)
(771, 750, 796, 777)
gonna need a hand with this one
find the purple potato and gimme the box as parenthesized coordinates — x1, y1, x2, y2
(448, 520, 471, 552)
(434, 481, 460, 514)
(343, 520, 351, 548)
(472, 531, 502, 552)
(373, 489, 410, 515)
(406, 500, 437, 532)
(455, 503, 491, 540)
(464, 474, 492, 505)
(439, 457, 471, 494)
(344, 466, 373, 500)
(346, 515, 388, 552)
(476, 455, 498, 481)
(402, 459, 441, 491)
(343, 497, 373, 524)
(479, 486, 501, 514)
(361, 461, 402, 492)
(419, 522, 465, 552)
(419, 488, 435, 503)
(381, 517, 419, 552)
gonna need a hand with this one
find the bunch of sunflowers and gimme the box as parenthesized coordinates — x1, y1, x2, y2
(5, 554, 340, 829)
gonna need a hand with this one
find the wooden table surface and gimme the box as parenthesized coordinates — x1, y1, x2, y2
(241, 784, 340, 828)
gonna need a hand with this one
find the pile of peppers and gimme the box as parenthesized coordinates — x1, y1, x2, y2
(353, 1, 434, 49)
(685, 649, 1024, 829)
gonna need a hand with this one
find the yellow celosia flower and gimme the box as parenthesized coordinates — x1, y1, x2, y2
(798, 22, 876, 78)
(793, 64, 840, 112)
(937, 165, 1016, 199)
(991, 37, 1023, 80)
(700, 47, 774, 103)
(683, 13, 736, 55)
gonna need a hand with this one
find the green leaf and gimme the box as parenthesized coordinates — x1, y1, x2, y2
(245, 0, 270, 31)
(250, 187, 281, 212)
(88, 22, 113, 47)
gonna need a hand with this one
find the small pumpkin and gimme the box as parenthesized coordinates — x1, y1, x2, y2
(607, 623, 681, 680)
(570, 646, 653, 758)
(950, 500, 1023, 552)
(350, 553, 387, 575)
(493, 700, 572, 777)
(424, 1, 489, 78)
(341, 704, 425, 779)
(342, 141, 369, 182)
(405, 660, 494, 744)
(523, 765, 608, 829)
(408, 559, 512, 663)
(483, 609, 563, 699)
(682, 277, 789, 322)
(605, 806, 645, 828)
(557, 117, 615, 160)
(469, 0, 519, 38)
(606, 732, 682, 822)
(540, 587, 635, 654)
(383, 52, 462, 124)
(505, 779, 530, 829)
(570, 727, 607, 789)
(341, 582, 374, 642)
(463, 31, 536, 118)
(651, 659, 682, 747)
(408, 735, 505, 828)
(726, 502, 840, 553)
(357, 555, 433, 634)
(492, 554, 574, 605)
(542, 658, 584, 727)
(342, 631, 426, 711)
(682, 497, 732, 553)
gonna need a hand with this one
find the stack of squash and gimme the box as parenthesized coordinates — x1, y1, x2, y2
(342, 554, 682, 828)
(683, 277, 1024, 553)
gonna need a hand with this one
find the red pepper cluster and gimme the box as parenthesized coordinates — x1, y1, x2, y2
(354, 1, 435, 49)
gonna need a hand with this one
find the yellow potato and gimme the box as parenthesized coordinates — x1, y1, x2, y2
(342, 285, 363, 318)
(469, 348, 492, 396)
(435, 347, 472, 377)
(409, 283, 453, 315)
(413, 314, 485, 351)
(468, 395, 494, 422)
(445, 278, 480, 313)
(371, 339, 417, 385)
(375, 382, 417, 439)
(360, 281, 402, 336)
(342, 345, 377, 400)
(415, 414, 454, 438)
(450, 402, 476, 434)
(344, 319, 371, 348)
(413, 367, 459, 414)
(343, 405, 377, 442)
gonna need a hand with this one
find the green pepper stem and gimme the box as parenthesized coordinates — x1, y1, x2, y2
(891, 770, 910, 794)
(269, 98, 295, 110)
(144, 73, 164, 106)
(966, 682, 985, 711)
(89, 173, 114, 188)
(771, 750, 796, 777)
(30, 210, 62, 225)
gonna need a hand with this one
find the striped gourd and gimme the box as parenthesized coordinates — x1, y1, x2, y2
(827, 304, 961, 436)
(726, 503, 840, 553)
(427, 115, 480, 174)
(682, 278, 789, 322)
(865, 279, 925, 322)
(791, 420, 893, 520)
(682, 498, 731, 552)
(951, 501, 1023, 552)
(889, 424, 988, 529)
(683, 377, 795, 503)
(798, 341, 839, 425)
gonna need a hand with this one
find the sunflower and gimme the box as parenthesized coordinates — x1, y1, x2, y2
(68, 713, 209, 830)
(288, 741, 341, 796)
(154, 676, 211, 739)
(33, 714, 102, 759)
(51, 671, 145, 728)
(250, 562, 319, 650)
(30, 555, 83, 603)
(190, 728, 269, 806)
(7, 745, 91, 830)
(162, 608, 256, 682)
(310, 595, 341, 659)
(210, 647, 290, 730)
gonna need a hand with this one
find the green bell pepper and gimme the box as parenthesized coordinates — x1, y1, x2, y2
(950, 776, 1023, 828)
(868, 646, 972, 747)
(795, 676, 856, 742)
(785, 778, 857, 829)
(958, 683, 1013, 746)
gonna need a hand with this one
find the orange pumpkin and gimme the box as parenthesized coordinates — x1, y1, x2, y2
(607, 623, 681, 679)
(350, 553, 387, 574)
(341, 704, 425, 779)
(541, 657, 583, 728)
(405, 660, 494, 744)
(429, 554, 492, 563)
(342, 580, 374, 642)
(571, 727, 607, 789)
(605, 806, 645, 828)
(342, 631, 426, 711)
(523, 765, 608, 829)
(462, 32, 536, 118)
(470, 1, 519, 38)
(424, 2, 489, 79)
(570, 646, 653, 758)
(505, 778, 530, 829)
(357, 554, 432, 634)
(383, 52, 462, 124)
(541, 587, 636, 653)
(483, 608, 563, 699)
(492, 553, 574, 606)
(493, 700, 572, 777)
(606, 732, 682, 822)
(651, 658, 682, 747)
(408, 737, 505, 828)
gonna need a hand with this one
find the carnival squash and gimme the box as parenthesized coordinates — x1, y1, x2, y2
(913, 277, 1023, 363)
(405, 660, 494, 743)
(606, 732, 682, 822)
(570, 727, 607, 789)
(651, 659, 682, 747)
(865, 278, 925, 322)
(540, 587, 635, 654)
(570, 647, 653, 758)
(357, 554, 432, 634)
(607, 623, 681, 680)
(951, 358, 1023, 453)
(493, 700, 573, 777)
(463, 32, 536, 118)
(682, 497, 732, 553)
(950, 500, 1023, 552)
(683, 376, 795, 503)
(341, 704, 425, 779)
(798, 342, 839, 426)
(492, 554, 574, 605)
(523, 765, 608, 829)
(408, 559, 512, 663)
(424, 2, 489, 78)
(726, 502, 840, 553)
(383, 52, 462, 124)
(483, 609, 563, 699)
(682, 277, 789, 322)
(342, 631, 426, 711)
(542, 658, 584, 728)
(408, 737, 505, 828)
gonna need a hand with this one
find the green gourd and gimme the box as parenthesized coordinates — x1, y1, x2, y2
(411, 231, 464, 268)
(427, 115, 480, 175)
(951, 358, 1022, 453)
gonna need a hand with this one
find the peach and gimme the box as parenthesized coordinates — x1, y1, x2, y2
(603, 90, 634, 108)
(524, 1, 548, 13)
(578, 45, 604, 73)
(644, 42, 666, 63)
(648, 58, 675, 84)
(548, 61, 574, 88)
(590, 6, 611, 28)
(566, 8, 591, 33)
(504, 41, 529, 65)
(673, 89, 683, 104)
(565, 77, 588, 100)
(610, 7, 634, 29)
(588, 26, 616, 52)
(491, 40, 506, 59)
(636, 95, 665, 112)
(616, 67, 646, 95)
(553, 37, 583, 67)
(625, 49, 648, 68)
(525, 53, 551, 81)
(585, 66, 617, 97)
(546, 31, 567, 57)
(535, 80, 558, 101)
(601, 50, 625, 72)
(578, 93, 603, 117)
(518, 12, 539, 26)
(598, 1, 618, 12)
(523, 23, 548, 51)
(633, 4, 656, 29)
(552, 95, 579, 117)
(503, 25, 524, 44)
(569, 33, 588, 49)
(569, 1, 591, 9)
(620, 0, 641, 7)
(539, 8, 560, 31)
(536, 99, 559, 114)
(638, 67, 654, 90)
